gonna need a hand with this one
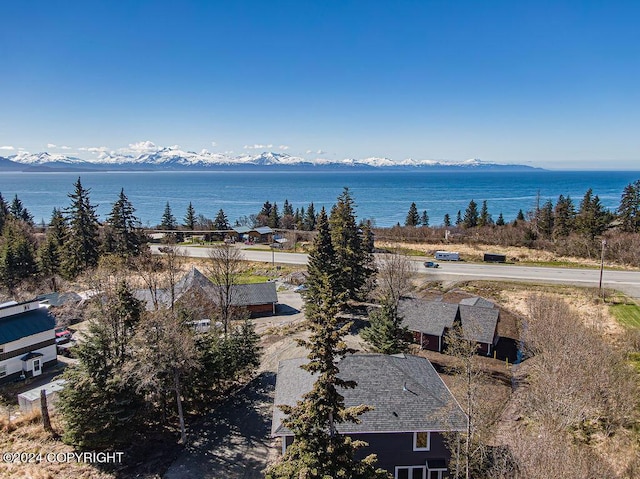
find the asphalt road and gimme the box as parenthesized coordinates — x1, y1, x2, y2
(150, 244, 640, 299)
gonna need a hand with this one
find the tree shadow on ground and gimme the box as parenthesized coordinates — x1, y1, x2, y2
(275, 303, 300, 315)
(162, 372, 277, 479)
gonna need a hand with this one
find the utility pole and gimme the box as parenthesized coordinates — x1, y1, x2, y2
(599, 239, 607, 301)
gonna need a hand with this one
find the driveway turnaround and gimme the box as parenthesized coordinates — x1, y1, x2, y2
(164, 373, 277, 479)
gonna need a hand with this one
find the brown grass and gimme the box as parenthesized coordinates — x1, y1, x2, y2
(0, 409, 115, 479)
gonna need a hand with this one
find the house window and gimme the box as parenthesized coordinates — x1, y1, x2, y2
(0, 365, 6, 378)
(395, 465, 426, 479)
(413, 431, 431, 451)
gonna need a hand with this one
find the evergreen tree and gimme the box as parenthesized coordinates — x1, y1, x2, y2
(9, 194, 34, 225)
(495, 212, 505, 226)
(575, 188, 609, 239)
(444, 213, 451, 227)
(617, 180, 640, 233)
(463, 200, 479, 228)
(268, 202, 281, 229)
(160, 202, 178, 230)
(304, 202, 316, 231)
(517, 209, 525, 221)
(38, 208, 68, 285)
(0, 192, 9, 233)
(552, 195, 575, 238)
(62, 178, 101, 279)
(329, 188, 374, 302)
(478, 200, 492, 227)
(184, 202, 196, 230)
(58, 281, 145, 448)
(266, 207, 388, 479)
(538, 200, 554, 239)
(104, 189, 143, 257)
(421, 210, 429, 227)
(456, 210, 463, 225)
(213, 208, 230, 230)
(405, 202, 420, 227)
(256, 201, 272, 227)
(362, 302, 409, 355)
(0, 219, 38, 288)
(283, 199, 294, 217)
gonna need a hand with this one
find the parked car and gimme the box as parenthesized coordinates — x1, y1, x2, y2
(293, 284, 308, 292)
(424, 261, 440, 268)
(55, 327, 72, 341)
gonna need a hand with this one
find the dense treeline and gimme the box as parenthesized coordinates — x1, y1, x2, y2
(0, 178, 148, 293)
(380, 180, 640, 265)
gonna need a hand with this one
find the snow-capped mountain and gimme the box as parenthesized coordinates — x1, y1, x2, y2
(1, 147, 540, 171)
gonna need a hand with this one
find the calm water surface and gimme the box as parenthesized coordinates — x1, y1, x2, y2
(0, 170, 638, 227)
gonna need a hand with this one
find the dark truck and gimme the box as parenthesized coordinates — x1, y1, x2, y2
(483, 252, 506, 263)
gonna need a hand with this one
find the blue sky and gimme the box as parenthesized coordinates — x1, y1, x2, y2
(1, 0, 639, 169)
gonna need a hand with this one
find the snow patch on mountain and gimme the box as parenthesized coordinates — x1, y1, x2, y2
(6, 146, 535, 170)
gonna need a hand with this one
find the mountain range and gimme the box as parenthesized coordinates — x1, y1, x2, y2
(0, 148, 542, 172)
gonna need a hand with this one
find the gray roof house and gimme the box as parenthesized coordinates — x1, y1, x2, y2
(272, 353, 467, 478)
(135, 267, 278, 316)
(398, 297, 500, 356)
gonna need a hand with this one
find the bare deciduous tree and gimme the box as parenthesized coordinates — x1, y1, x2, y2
(206, 244, 245, 335)
(373, 250, 415, 306)
(126, 309, 199, 444)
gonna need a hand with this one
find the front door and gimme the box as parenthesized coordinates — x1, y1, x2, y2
(32, 358, 41, 376)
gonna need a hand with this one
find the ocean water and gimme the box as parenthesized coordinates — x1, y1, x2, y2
(0, 170, 638, 228)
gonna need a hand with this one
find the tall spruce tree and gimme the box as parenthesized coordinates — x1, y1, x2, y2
(329, 188, 374, 302)
(421, 210, 429, 227)
(575, 188, 609, 239)
(405, 202, 420, 226)
(463, 200, 479, 228)
(213, 208, 230, 230)
(304, 202, 317, 231)
(268, 202, 281, 228)
(617, 180, 640, 233)
(0, 193, 9, 233)
(456, 210, 463, 225)
(444, 213, 452, 227)
(38, 208, 68, 287)
(62, 178, 100, 279)
(538, 200, 555, 239)
(495, 212, 505, 226)
(160, 202, 178, 230)
(266, 208, 388, 479)
(0, 219, 38, 289)
(9, 194, 34, 225)
(104, 189, 144, 257)
(184, 202, 196, 230)
(478, 200, 492, 227)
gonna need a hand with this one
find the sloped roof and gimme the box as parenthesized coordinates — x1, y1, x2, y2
(0, 307, 55, 344)
(230, 282, 278, 306)
(459, 297, 495, 309)
(135, 267, 277, 309)
(398, 298, 458, 337)
(36, 292, 82, 307)
(399, 297, 499, 345)
(458, 304, 500, 345)
(272, 353, 467, 437)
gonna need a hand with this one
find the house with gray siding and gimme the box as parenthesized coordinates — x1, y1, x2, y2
(271, 353, 467, 478)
